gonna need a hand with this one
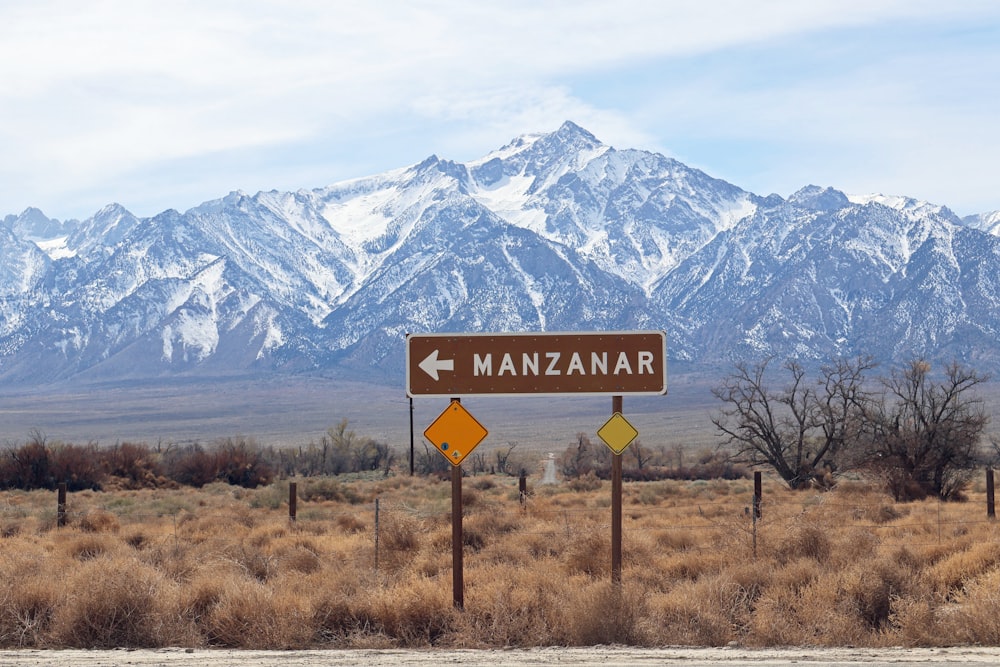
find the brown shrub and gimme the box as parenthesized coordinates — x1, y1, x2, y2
(298, 477, 363, 503)
(0, 521, 21, 538)
(460, 565, 561, 646)
(7, 474, 1000, 649)
(467, 509, 520, 537)
(379, 513, 423, 553)
(933, 568, 1000, 645)
(773, 521, 832, 563)
(461, 510, 521, 556)
(352, 577, 454, 646)
(0, 441, 105, 491)
(757, 558, 911, 646)
(61, 533, 118, 561)
(461, 488, 481, 507)
(519, 530, 562, 559)
(122, 527, 152, 550)
(202, 578, 312, 648)
(100, 442, 163, 489)
(180, 573, 226, 626)
(648, 578, 737, 646)
(163, 445, 217, 488)
(49, 443, 106, 491)
(925, 542, 1000, 597)
(279, 545, 323, 575)
(566, 472, 602, 492)
(557, 581, 649, 646)
(831, 528, 881, 567)
(654, 549, 728, 583)
(768, 558, 822, 595)
(335, 513, 367, 533)
(312, 586, 357, 643)
(48, 557, 190, 648)
(564, 530, 609, 577)
(650, 527, 699, 551)
(0, 574, 59, 647)
(220, 543, 277, 582)
(77, 509, 120, 533)
(748, 589, 801, 646)
(470, 477, 496, 491)
(213, 438, 274, 489)
(833, 563, 905, 632)
(248, 523, 288, 547)
(890, 596, 948, 646)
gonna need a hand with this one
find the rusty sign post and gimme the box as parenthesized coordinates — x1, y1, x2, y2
(423, 398, 489, 609)
(597, 396, 639, 586)
(611, 395, 623, 585)
(451, 450, 463, 609)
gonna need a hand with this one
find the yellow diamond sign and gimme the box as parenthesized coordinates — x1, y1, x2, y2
(424, 400, 489, 466)
(597, 412, 639, 454)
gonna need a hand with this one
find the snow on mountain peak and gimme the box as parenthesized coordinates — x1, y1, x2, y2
(35, 236, 75, 259)
(788, 185, 850, 212)
(4, 121, 1000, 385)
(847, 192, 958, 222)
(963, 210, 1000, 236)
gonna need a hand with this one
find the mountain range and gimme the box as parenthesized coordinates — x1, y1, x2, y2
(4, 120, 1000, 389)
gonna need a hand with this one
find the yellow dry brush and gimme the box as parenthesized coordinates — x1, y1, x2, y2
(1, 473, 1000, 649)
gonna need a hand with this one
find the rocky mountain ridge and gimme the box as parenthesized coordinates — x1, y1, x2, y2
(3, 121, 999, 386)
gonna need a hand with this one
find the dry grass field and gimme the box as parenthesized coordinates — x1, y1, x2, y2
(2, 472, 1000, 650)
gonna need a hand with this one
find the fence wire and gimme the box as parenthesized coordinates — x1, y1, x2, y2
(3, 480, 1000, 575)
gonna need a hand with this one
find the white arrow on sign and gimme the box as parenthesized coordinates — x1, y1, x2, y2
(418, 349, 455, 381)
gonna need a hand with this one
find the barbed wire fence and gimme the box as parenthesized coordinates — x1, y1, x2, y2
(3, 471, 1000, 575)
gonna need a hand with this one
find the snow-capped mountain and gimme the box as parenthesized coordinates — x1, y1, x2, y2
(3, 121, 1000, 386)
(964, 210, 1000, 236)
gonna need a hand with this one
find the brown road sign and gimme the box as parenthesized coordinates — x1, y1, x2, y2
(406, 331, 667, 397)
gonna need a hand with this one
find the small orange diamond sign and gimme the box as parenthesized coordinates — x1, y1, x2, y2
(597, 412, 639, 454)
(424, 400, 489, 466)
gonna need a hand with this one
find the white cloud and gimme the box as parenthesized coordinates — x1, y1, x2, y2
(1, 1, 998, 219)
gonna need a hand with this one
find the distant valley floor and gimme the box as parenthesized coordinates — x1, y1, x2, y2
(0, 372, 722, 456)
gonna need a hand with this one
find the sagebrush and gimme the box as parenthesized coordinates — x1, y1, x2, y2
(1, 473, 1000, 648)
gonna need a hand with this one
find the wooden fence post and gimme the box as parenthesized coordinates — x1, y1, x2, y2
(987, 469, 995, 520)
(289, 482, 297, 522)
(374, 497, 380, 573)
(752, 471, 762, 558)
(753, 471, 762, 520)
(57, 483, 67, 528)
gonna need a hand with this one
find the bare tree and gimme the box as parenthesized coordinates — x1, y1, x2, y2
(468, 450, 488, 475)
(559, 433, 594, 479)
(712, 356, 875, 489)
(628, 440, 652, 470)
(416, 442, 452, 475)
(865, 360, 989, 501)
(816, 355, 880, 474)
(494, 442, 518, 476)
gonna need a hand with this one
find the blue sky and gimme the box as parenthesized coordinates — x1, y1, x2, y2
(2, 1, 999, 222)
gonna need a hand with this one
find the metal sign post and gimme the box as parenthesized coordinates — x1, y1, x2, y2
(423, 398, 489, 609)
(611, 395, 623, 585)
(597, 395, 638, 586)
(451, 448, 464, 610)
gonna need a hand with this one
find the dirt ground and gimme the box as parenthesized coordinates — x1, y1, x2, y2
(1, 646, 1000, 666)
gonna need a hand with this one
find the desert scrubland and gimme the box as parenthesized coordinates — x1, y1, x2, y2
(2, 472, 1000, 650)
